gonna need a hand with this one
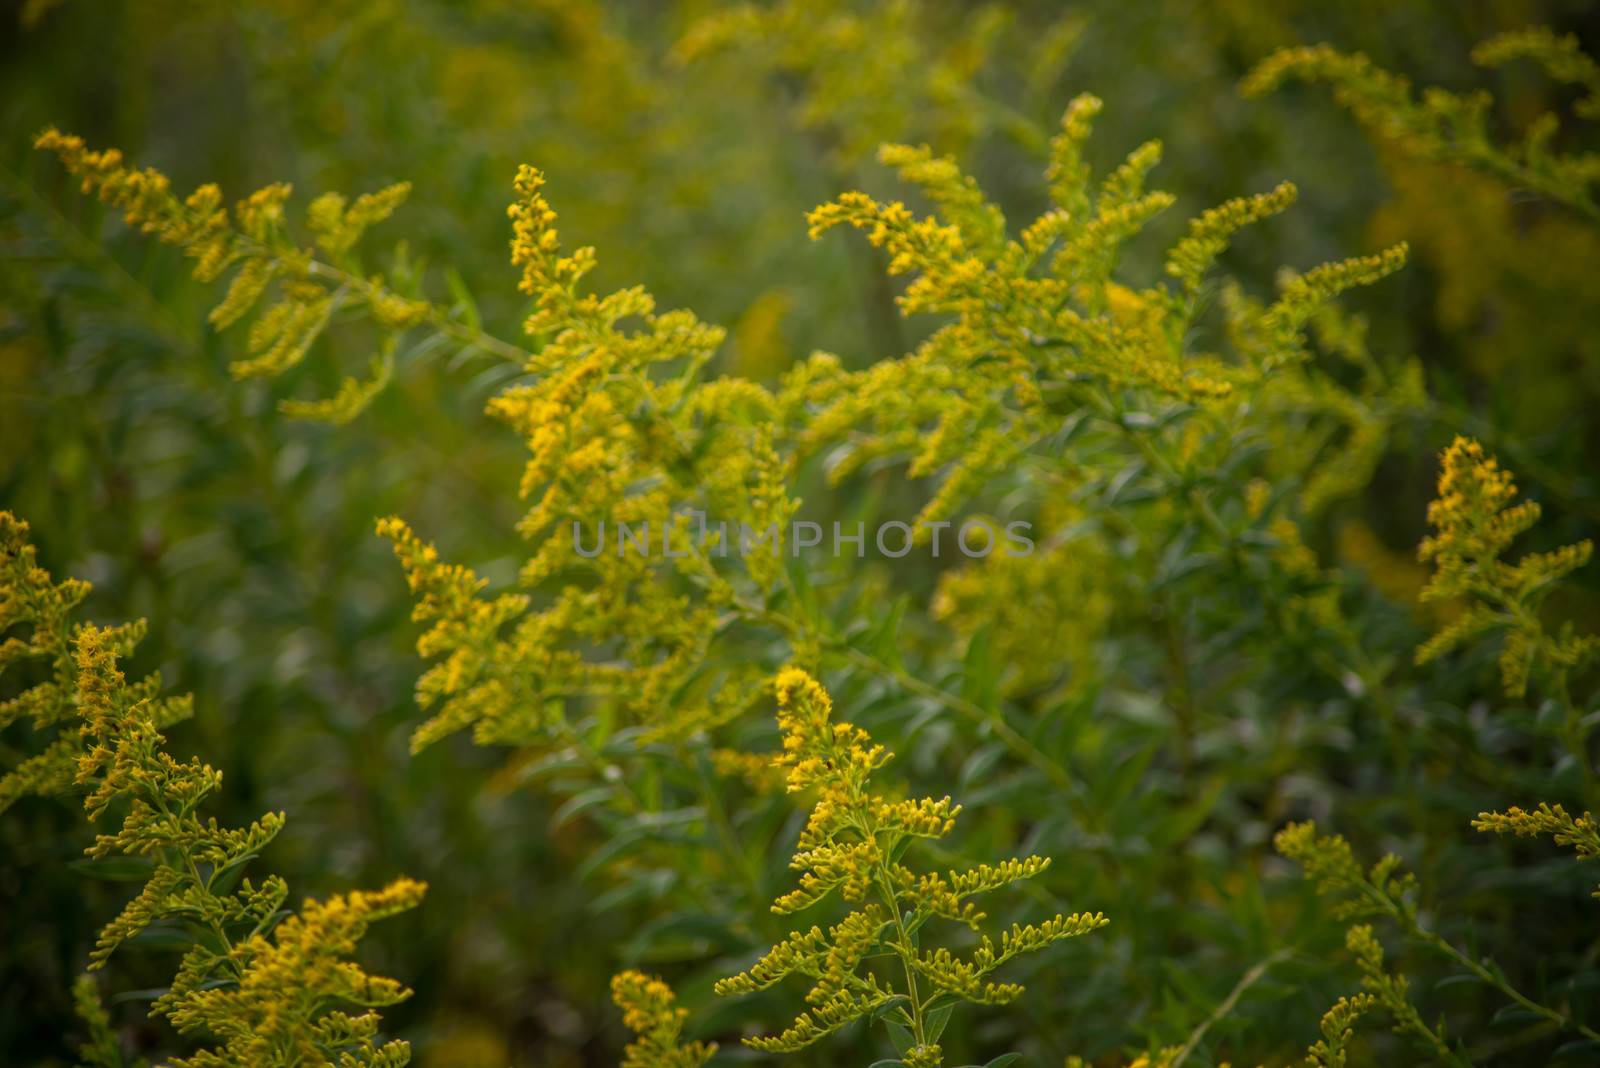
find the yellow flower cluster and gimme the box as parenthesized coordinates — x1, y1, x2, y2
(1276, 823, 1465, 1062)
(1417, 436, 1597, 698)
(1278, 817, 1600, 1058)
(74, 619, 424, 1065)
(1165, 181, 1298, 296)
(307, 183, 414, 258)
(715, 668, 1106, 1064)
(2, 512, 423, 1066)
(379, 165, 804, 752)
(1273, 821, 1415, 923)
(610, 970, 716, 1068)
(165, 879, 426, 1068)
(1242, 29, 1600, 224)
(1304, 994, 1375, 1068)
(374, 516, 540, 752)
(789, 95, 1410, 541)
(1474, 802, 1600, 897)
(33, 129, 236, 278)
(1, 511, 191, 813)
(1340, 924, 1456, 1064)
(35, 129, 493, 423)
(1472, 27, 1600, 120)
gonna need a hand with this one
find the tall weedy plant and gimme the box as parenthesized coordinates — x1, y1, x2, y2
(1, 513, 424, 1066)
(714, 668, 1105, 1067)
(13, 13, 1600, 1064)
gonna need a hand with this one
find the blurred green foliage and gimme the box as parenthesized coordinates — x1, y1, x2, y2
(2, 1, 1599, 1066)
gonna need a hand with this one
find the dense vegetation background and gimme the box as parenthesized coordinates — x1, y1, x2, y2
(2, 1, 1598, 1065)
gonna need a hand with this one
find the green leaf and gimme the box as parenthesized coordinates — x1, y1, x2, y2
(445, 266, 481, 332)
(962, 622, 998, 713)
(864, 595, 911, 671)
(68, 855, 156, 881)
(1490, 1005, 1548, 1026)
(886, 1020, 916, 1056)
(1553, 1039, 1600, 1061)
(551, 786, 619, 831)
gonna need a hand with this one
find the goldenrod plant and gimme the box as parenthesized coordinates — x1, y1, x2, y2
(1416, 437, 1598, 798)
(33, 128, 522, 425)
(1277, 819, 1600, 1062)
(1473, 803, 1600, 898)
(2, 512, 423, 1065)
(714, 669, 1105, 1066)
(1, 512, 191, 813)
(610, 970, 716, 1068)
(359, 88, 1417, 783)
(1267, 437, 1600, 1064)
(1243, 29, 1600, 223)
(8, 5, 1600, 1066)
(1417, 437, 1596, 699)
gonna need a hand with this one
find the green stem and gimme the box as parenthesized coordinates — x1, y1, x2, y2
(1168, 948, 1291, 1068)
(1416, 920, 1600, 1044)
(876, 860, 928, 1050)
(300, 258, 529, 364)
(1361, 881, 1600, 1046)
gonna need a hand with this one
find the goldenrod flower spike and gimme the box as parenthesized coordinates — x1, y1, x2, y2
(1471, 27, 1600, 120)
(1416, 436, 1597, 700)
(1165, 181, 1298, 297)
(1277, 819, 1600, 1057)
(1274, 823, 1465, 1064)
(2, 511, 423, 1067)
(1, 511, 190, 814)
(381, 163, 799, 750)
(715, 669, 1106, 1065)
(1242, 32, 1600, 223)
(791, 94, 1411, 539)
(1304, 994, 1376, 1068)
(1474, 803, 1600, 897)
(611, 971, 716, 1068)
(35, 129, 504, 422)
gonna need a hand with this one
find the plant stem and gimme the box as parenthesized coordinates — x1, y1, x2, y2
(1168, 948, 1291, 1067)
(302, 258, 529, 365)
(1360, 880, 1600, 1046)
(1413, 922, 1600, 1045)
(876, 861, 928, 1050)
